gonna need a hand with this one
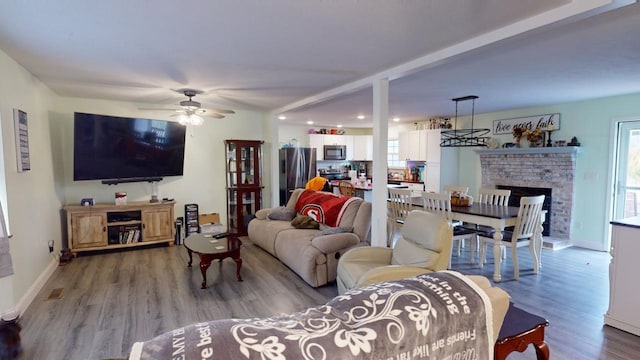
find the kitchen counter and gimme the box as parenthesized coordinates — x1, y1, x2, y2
(331, 180, 409, 191)
(329, 181, 408, 202)
(388, 179, 424, 184)
(610, 216, 640, 229)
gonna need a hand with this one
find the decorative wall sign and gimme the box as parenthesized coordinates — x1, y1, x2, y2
(13, 108, 30, 172)
(493, 113, 560, 135)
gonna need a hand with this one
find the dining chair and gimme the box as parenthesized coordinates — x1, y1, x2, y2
(443, 185, 469, 196)
(387, 188, 413, 247)
(421, 191, 477, 267)
(478, 188, 511, 206)
(466, 188, 513, 261)
(478, 195, 545, 280)
(442, 185, 469, 234)
(338, 180, 355, 196)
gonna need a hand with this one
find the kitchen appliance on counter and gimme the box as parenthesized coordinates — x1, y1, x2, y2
(279, 147, 317, 205)
(318, 167, 350, 181)
(358, 162, 368, 178)
(323, 145, 347, 160)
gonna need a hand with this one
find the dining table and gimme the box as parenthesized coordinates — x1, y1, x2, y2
(410, 197, 545, 282)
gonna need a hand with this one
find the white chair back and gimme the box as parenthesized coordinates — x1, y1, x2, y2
(421, 191, 478, 266)
(443, 185, 469, 196)
(478, 188, 511, 206)
(338, 180, 355, 196)
(421, 191, 453, 223)
(388, 188, 413, 224)
(511, 195, 545, 241)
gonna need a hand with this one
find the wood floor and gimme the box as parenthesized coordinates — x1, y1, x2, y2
(15, 238, 640, 360)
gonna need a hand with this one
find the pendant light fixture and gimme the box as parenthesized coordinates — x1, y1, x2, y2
(440, 95, 490, 147)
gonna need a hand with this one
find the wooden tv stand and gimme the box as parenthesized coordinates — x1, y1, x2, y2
(64, 201, 175, 255)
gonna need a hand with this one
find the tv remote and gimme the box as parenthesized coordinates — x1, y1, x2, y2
(214, 232, 229, 239)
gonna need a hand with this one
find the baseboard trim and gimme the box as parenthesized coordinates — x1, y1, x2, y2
(571, 239, 608, 251)
(8, 257, 58, 318)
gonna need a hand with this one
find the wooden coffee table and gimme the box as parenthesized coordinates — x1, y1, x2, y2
(184, 233, 243, 289)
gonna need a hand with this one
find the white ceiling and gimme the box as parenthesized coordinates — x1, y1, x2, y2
(0, 0, 638, 127)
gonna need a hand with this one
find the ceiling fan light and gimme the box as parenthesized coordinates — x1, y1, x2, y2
(190, 114, 204, 126)
(177, 114, 189, 125)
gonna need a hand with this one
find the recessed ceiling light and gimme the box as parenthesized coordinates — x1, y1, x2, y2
(306, 120, 314, 125)
(357, 115, 365, 120)
(278, 115, 287, 120)
(392, 117, 400, 122)
(337, 124, 343, 128)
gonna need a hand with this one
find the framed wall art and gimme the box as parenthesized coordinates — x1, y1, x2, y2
(13, 108, 30, 172)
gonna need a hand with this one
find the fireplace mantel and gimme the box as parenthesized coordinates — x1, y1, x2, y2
(475, 147, 581, 155)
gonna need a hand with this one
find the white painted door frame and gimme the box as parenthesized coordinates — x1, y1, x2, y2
(606, 116, 640, 250)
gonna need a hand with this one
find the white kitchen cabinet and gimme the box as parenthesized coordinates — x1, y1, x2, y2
(399, 130, 425, 161)
(411, 131, 426, 160)
(323, 134, 349, 146)
(352, 135, 373, 161)
(398, 129, 441, 162)
(424, 163, 441, 192)
(401, 182, 424, 197)
(399, 131, 410, 161)
(309, 134, 324, 160)
(425, 130, 442, 163)
(604, 220, 640, 336)
(345, 135, 354, 160)
(396, 130, 457, 193)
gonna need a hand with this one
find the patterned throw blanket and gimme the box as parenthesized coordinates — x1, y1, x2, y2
(294, 190, 358, 227)
(129, 271, 493, 360)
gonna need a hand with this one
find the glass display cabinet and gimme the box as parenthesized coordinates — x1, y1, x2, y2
(225, 139, 263, 235)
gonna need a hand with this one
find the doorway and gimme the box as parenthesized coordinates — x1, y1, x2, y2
(612, 120, 640, 221)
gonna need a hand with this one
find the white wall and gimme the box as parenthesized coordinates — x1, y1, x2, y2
(0, 47, 272, 316)
(0, 48, 61, 316)
(277, 124, 314, 148)
(451, 93, 640, 251)
(53, 97, 269, 228)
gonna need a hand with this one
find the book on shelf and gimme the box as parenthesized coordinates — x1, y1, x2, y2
(132, 229, 140, 243)
(120, 226, 140, 244)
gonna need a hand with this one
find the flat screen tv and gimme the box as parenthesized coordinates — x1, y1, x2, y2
(73, 112, 186, 182)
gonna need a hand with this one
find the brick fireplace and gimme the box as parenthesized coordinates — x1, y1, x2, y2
(475, 147, 580, 242)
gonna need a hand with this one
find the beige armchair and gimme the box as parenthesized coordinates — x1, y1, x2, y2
(336, 209, 453, 294)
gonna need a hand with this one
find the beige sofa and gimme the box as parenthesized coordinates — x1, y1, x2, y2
(248, 188, 371, 287)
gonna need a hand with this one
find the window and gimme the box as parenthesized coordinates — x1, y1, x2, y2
(387, 139, 405, 168)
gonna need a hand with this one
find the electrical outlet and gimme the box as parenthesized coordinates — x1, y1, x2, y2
(48, 240, 54, 253)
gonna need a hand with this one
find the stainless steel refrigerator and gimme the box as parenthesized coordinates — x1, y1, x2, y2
(279, 147, 317, 205)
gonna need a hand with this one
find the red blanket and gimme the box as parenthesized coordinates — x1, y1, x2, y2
(295, 190, 358, 227)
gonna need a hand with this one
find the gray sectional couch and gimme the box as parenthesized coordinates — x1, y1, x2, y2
(247, 188, 372, 287)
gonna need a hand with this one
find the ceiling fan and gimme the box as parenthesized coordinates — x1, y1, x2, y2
(142, 89, 235, 125)
(174, 89, 235, 125)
